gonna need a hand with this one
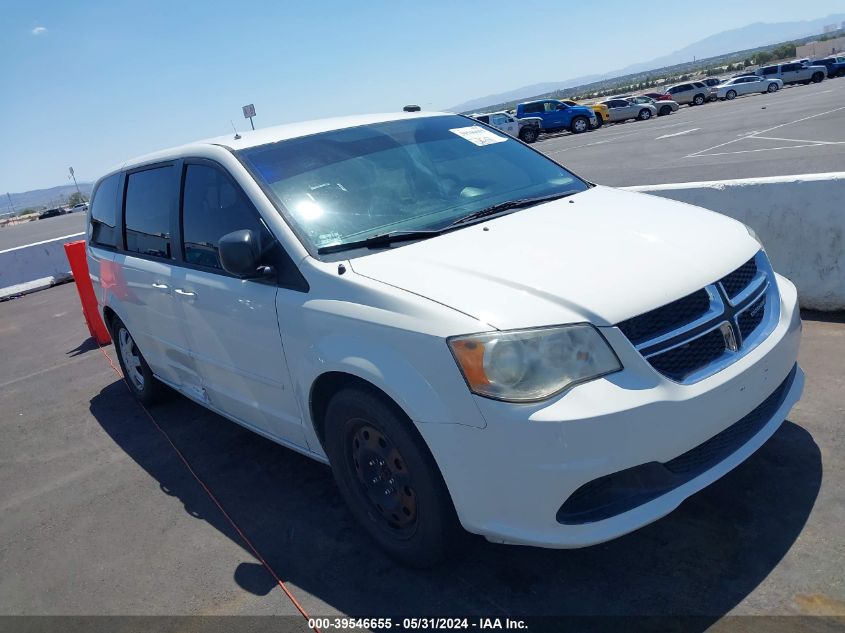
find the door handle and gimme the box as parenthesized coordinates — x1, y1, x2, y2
(151, 282, 169, 289)
(174, 288, 196, 297)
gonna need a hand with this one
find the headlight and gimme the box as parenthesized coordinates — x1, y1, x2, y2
(448, 324, 621, 402)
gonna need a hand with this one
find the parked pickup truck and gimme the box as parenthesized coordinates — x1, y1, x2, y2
(755, 61, 826, 85)
(515, 99, 597, 135)
(470, 111, 542, 143)
(812, 57, 845, 78)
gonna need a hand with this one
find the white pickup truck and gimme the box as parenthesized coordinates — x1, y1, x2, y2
(469, 111, 542, 143)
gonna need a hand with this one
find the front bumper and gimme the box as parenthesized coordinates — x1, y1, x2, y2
(417, 274, 803, 548)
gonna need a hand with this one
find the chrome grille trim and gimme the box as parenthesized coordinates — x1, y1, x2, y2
(618, 251, 780, 384)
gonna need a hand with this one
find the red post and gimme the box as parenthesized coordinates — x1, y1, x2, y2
(63, 240, 111, 345)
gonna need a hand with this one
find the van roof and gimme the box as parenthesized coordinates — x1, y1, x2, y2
(119, 111, 451, 171)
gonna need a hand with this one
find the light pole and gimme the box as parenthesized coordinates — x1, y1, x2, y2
(69, 167, 85, 202)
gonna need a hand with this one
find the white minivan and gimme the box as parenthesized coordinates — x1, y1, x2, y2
(88, 112, 803, 567)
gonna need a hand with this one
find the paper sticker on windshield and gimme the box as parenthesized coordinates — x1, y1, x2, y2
(449, 126, 508, 146)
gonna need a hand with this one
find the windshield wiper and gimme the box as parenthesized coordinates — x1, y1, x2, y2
(317, 229, 443, 254)
(445, 191, 578, 228)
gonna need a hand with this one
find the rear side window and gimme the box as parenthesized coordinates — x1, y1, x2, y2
(521, 103, 543, 114)
(181, 163, 270, 271)
(762, 66, 777, 75)
(89, 173, 120, 248)
(475, 115, 490, 124)
(124, 166, 175, 258)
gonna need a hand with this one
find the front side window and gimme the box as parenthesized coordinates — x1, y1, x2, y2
(181, 163, 271, 270)
(124, 166, 175, 258)
(89, 173, 120, 248)
(238, 115, 588, 255)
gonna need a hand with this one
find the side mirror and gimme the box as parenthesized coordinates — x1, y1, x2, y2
(219, 229, 262, 278)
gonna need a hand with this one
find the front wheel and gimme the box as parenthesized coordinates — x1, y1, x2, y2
(570, 116, 589, 134)
(812, 72, 824, 84)
(692, 94, 706, 106)
(638, 108, 652, 120)
(725, 90, 737, 100)
(324, 387, 464, 568)
(519, 126, 538, 143)
(112, 316, 164, 405)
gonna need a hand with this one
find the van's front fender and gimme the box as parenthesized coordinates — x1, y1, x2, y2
(287, 328, 488, 457)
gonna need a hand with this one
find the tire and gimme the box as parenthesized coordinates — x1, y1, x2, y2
(725, 90, 737, 100)
(324, 387, 464, 568)
(659, 105, 672, 116)
(595, 115, 604, 128)
(638, 108, 652, 120)
(812, 72, 824, 84)
(570, 116, 589, 134)
(767, 83, 777, 93)
(111, 316, 164, 405)
(519, 126, 538, 143)
(692, 94, 706, 106)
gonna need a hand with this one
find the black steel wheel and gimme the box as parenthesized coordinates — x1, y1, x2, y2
(324, 386, 464, 567)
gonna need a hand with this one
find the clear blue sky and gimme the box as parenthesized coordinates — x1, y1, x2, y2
(1, 0, 843, 194)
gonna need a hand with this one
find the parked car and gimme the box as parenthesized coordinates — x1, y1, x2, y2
(712, 76, 783, 100)
(599, 98, 658, 122)
(811, 57, 845, 78)
(755, 62, 826, 85)
(665, 81, 710, 106)
(560, 99, 609, 128)
(515, 99, 597, 134)
(700, 77, 724, 101)
(629, 95, 678, 116)
(470, 111, 542, 143)
(641, 92, 673, 101)
(88, 111, 804, 567)
(69, 202, 89, 213)
(38, 207, 65, 220)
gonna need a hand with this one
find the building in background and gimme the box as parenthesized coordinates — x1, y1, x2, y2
(796, 36, 845, 58)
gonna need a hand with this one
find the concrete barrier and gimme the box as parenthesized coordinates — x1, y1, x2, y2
(624, 172, 845, 311)
(0, 232, 85, 299)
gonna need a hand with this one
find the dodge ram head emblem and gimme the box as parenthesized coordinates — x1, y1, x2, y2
(720, 321, 739, 352)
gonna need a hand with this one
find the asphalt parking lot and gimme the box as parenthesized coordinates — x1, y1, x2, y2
(0, 213, 84, 251)
(2, 283, 844, 628)
(537, 79, 845, 186)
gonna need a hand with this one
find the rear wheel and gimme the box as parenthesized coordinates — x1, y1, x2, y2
(767, 83, 778, 93)
(725, 90, 737, 100)
(692, 94, 706, 106)
(519, 126, 538, 143)
(812, 72, 824, 84)
(324, 387, 464, 568)
(638, 108, 652, 120)
(111, 316, 164, 405)
(570, 116, 589, 134)
(659, 105, 672, 116)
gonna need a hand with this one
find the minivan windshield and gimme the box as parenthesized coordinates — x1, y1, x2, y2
(237, 115, 588, 254)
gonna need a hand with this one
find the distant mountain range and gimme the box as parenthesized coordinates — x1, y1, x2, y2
(449, 13, 845, 112)
(5, 183, 94, 213)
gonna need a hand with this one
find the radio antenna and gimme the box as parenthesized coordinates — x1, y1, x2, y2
(230, 120, 241, 140)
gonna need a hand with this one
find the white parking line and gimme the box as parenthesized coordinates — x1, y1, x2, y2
(752, 136, 845, 145)
(656, 128, 699, 139)
(685, 106, 845, 158)
(690, 143, 833, 157)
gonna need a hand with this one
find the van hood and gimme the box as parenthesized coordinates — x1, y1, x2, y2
(349, 186, 760, 331)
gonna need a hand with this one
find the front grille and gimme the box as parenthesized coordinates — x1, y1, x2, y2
(647, 328, 726, 382)
(737, 293, 766, 340)
(617, 290, 710, 346)
(720, 257, 757, 299)
(615, 251, 777, 384)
